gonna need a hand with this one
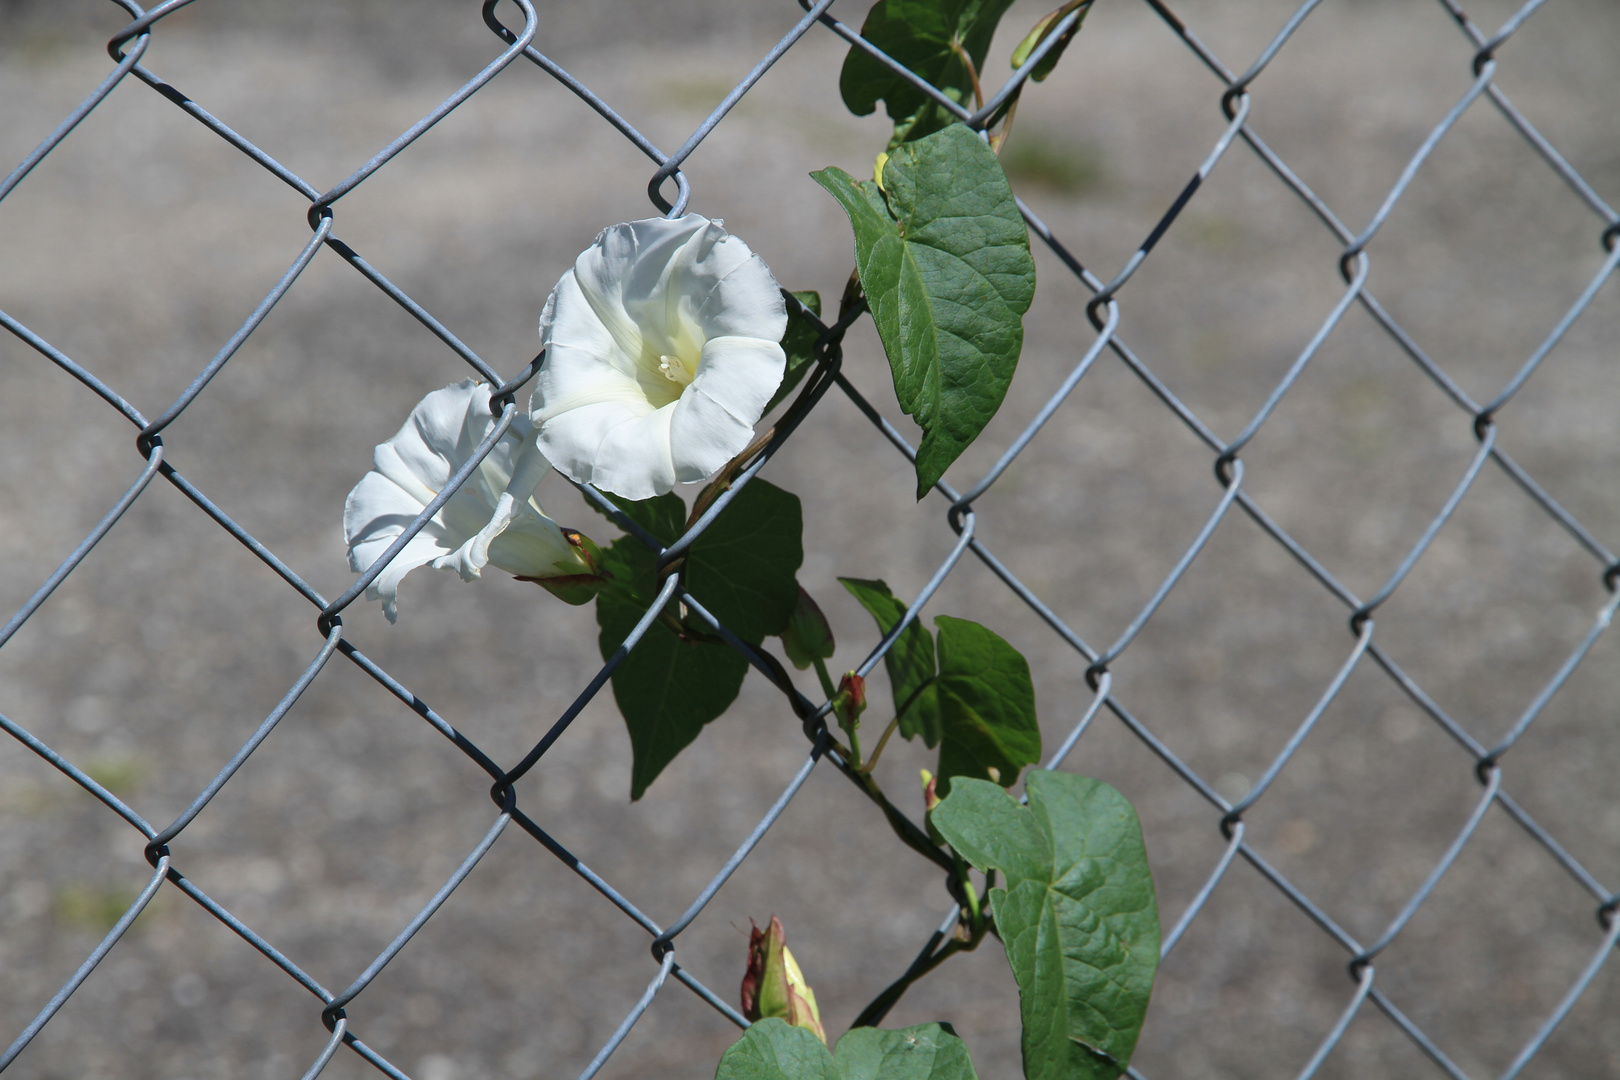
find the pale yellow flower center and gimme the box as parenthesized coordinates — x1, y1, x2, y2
(634, 307, 704, 407)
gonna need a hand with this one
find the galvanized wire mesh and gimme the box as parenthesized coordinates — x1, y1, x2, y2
(1, 0, 1617, 1078)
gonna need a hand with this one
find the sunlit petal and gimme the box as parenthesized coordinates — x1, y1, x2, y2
(342, 379, 597, 621)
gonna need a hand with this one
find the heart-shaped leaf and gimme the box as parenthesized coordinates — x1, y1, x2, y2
(594, 482, 802, 798)
(685, 479, 803, 644)
(840, 0, 1020, 149)
(596, 503, 747, 801)
(840, 577, 941, 745)
(813, 123, 1034, 497)
(932, 772, 1160, 1080)
(838, 583, 1039, 788)
(717, 1018, 980, 1080)
(932, 615, 1040, 794)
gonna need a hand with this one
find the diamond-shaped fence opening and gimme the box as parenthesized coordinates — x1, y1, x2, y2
(1, 0, 1617, 1078)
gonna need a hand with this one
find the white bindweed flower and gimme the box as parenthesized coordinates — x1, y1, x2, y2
(530, 214, 788, 500)
(344, 378, 603, 622)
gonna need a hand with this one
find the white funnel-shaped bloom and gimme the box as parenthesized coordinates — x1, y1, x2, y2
(344, 379, 598, 622)
(531, 215, 788, 500)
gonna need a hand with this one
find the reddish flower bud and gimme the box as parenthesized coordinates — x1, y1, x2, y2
(832, 671, 866, 737)
(740, 916, 826, 1043)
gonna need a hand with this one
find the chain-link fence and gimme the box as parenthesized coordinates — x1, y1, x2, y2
(1, 0, 1617, 1077)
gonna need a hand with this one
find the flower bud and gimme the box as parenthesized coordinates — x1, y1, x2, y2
(921, 768, 944, 845)
(920, 768, 941, 813)
(831, 671, 866, 738)
(780, 586, 835, 670)
(740, 916, 826, 1044)
(1011, 9, 1061, 69)
(1011, 0, 1089, 83)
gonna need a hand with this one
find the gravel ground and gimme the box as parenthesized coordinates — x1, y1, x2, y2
(2, 2, 1618, 1079)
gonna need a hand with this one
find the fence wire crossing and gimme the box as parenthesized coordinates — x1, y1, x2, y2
(2, 0, 1617, 1077)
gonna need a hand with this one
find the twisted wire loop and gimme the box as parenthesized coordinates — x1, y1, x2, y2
(0, 0, 1615, 1076)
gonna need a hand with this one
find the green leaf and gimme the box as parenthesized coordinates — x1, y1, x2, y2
(932, 773, 1160, 1080)
(1010, 1, 1092, 83)
(920, 765, 1049, 884)
(813, 124, 1035, 497)
(839, 0, 1020, 149)
(592, 483, 802, 799)
(833, 1023, 981, 1080)
(839, 577, 941, 746)
(596, 493, 746, 801)
(932, 615, 1040, 794)
(766, 291, 824, 415)
(716, 1019, 835, 1080)
(716, 1018, 979, 1080)
(686, 479, 803, 643)
(592, 483, 800, 643)
(591, 490, 687, 545)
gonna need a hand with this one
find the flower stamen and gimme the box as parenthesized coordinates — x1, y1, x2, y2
(658, 354, 685, 383)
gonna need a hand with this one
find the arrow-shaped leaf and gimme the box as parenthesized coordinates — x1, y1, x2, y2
(840, 577, 942, 745)
(594, 482, 802, 799)
(813, 123, 1034, 497)
(840, 0, 1020, 149)
(685, 479, 803, 644)
(932, 615, 1040, 794)
(596, 519, 747, 801)
(932, 772, 1160, 1080)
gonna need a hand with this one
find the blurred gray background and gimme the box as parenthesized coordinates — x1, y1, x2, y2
(1, 1, 1618, 1078)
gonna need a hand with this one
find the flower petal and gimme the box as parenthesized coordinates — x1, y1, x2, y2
(343, 378, 588, 619)
(667, 336, 786, 481)
(343, 471, 461, 623)
(533, 334, 660, 421)
(439, 435, 572, 581)
(367, 532, 456, 623)
(690, 335, 786, 425)
(487, 514, 578, 578)
(345, 471, 444, 563)
(579, 404, 680, 501)
(532, 342, 664, 487)
(687, 237, 788, 345)
(373, 380, 479, 494)
(584, 216, 706, 316)
(542, 269, 641, 383)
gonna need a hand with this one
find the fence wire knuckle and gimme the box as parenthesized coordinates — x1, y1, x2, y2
(1, 0, 1616, 1076)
